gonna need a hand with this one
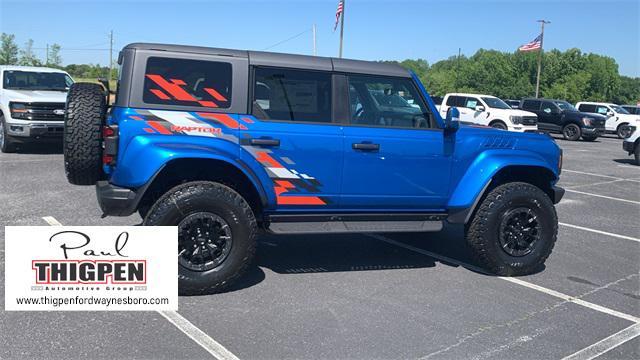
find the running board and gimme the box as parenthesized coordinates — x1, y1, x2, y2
(266, 213, 445, 234)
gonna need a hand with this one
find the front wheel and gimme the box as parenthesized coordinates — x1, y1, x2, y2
(143, 181, 257, 295)
(490, 121, 508, 130)
(617, 123, 630, 139)
(562, 123, 581, 141)
(466, 182, 558, 276)
(0, 115, 17, 153)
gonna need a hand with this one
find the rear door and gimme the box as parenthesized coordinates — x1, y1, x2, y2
(241, 66, 343, 210)
(340, 74, 450, 211)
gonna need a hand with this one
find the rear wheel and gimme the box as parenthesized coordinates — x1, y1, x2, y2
(562, 123, 581, 141)
(63, 83, 106, 185)
(466, 182, 558, 276)
(143, 181, 257, 295)
(0, 115, 17, 153)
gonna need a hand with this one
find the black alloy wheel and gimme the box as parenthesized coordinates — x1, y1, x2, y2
(498, 207, 541, 257)
(178, 212, 233, 272)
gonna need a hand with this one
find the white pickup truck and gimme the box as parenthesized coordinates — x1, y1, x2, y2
(576, 101, 640, 138)
(438, 93, 538, 132)
(0, 65, 74, 152)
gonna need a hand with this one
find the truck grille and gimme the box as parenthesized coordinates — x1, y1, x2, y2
(20, 102, 66, 121)
(522, 116, 537, 125)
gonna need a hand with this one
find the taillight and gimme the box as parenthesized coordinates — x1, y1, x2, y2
(102, 125, 118, 166)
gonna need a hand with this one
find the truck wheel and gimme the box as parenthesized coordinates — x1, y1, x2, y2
(490, 121, 508, 130)
(562, 123, 581, 141)
(466, 182, 558, 276)
(144, 181, 257, 295)
(0, 115, 17, 153)
(63, 83, 106, 185)
(617, 123, 630, 139)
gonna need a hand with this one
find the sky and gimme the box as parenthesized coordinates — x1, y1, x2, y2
(1, 0, 639, 76)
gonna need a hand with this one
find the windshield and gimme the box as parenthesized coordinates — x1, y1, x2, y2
(610, 105, 630, 114)
(554, 101, 577, 112)
(3, 71, 73, 91)
(482, 97, 511, 109)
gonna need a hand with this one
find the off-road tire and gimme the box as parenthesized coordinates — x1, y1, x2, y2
(64, 83, 106, 185)
(466, 182, 558, 276)
(562, 123, 581, 141)
(0, 115, 17, 153)
(144, 181, 257, 295)
(617, 123, 630, 139)
(581, 135, 598, 142)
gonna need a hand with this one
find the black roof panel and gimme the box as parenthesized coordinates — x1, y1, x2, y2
(124, 43, 410, 77)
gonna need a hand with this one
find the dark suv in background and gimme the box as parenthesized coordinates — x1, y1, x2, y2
(520, 98, 606, 141)
(621, 105, 640, 115)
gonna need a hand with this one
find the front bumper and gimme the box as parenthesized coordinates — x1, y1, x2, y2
(6, 121, 64, 139)
(623, 140, 635, 154)
(582, 127, 605, 136)
(96, 181, 143, 217)
(508, 124, 538, 133)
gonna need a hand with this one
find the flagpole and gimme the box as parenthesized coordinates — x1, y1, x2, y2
(535, 19, 550, 98)
(338, 0, 345, 58)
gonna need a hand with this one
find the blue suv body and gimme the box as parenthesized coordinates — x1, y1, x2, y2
(63, 43, 564, 294)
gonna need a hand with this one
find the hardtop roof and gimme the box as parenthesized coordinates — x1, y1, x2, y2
(123, 42, 411, 78)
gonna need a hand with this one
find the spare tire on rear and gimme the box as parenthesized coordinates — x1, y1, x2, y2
(64, 83, 107, 185)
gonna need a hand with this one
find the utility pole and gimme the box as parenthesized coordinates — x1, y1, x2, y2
(338, 0, 345, 58)
(535, 20, 550, 98)
(109, 30, 114, 81)
(456, 47, 461, 92)
(312, 24, 317, 56)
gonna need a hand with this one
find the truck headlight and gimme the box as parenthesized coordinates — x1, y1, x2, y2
(582, 117, 594, 127)
(510, 115, 522, 124)
(9, 102, 28, 119)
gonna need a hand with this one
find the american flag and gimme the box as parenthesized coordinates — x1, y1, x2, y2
(334, 0, 344, 31)
(518, 34, 542, 51)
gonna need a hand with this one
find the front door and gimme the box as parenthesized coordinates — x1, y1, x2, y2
(341, 74, 451, 211)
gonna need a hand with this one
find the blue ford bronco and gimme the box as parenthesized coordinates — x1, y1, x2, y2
(63, 43, 564, 294)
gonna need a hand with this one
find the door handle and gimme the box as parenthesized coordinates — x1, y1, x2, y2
(249, 138, 280, 147)
(352, 142, 380, 151)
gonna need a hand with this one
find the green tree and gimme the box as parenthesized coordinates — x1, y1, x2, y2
(18, 39, 42, 66)
(0, 33, 19, 65)
(48, 43, 62, 68)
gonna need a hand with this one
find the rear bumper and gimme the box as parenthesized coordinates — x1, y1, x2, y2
(96, 181, 142, 216)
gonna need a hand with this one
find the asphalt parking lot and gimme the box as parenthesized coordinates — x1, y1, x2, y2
(1, 134, 638, 360)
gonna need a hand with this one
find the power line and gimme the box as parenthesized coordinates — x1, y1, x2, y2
(262, 28, 312, 51)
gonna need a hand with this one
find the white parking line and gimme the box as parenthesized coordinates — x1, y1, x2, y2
(559, 222, 640, 243)
(563, 169, 640, 182)
(158, 310, 240, 360)
(42, 216, 240, 360)
(565, 189, 640, 205)
(367, 233, 640, 323)
(561, 323, 640, 360)
(565, 179, 626, 189)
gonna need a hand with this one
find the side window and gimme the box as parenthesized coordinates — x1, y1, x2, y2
(464, 97, 480, 109)
(143, 57, 232, 108)
(252, 67, 332, 123)
(595, 105, 609, 115)
(541, 101, 555, 114)
(578, 104, 596, 113)
(347, 74, 433, 129)
(522, 100, 541, 111)
(446, 95, 464, 107)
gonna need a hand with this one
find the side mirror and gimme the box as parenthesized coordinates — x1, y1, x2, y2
(445, 107, 460, 131)
(475, 105, 485, 112)
(606, 111, 615, 117)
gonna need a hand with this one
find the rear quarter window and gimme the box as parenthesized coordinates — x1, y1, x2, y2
(143, 57, 232, 108)
(522, 100, 541, 111)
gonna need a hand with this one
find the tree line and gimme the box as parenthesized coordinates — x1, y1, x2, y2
(392, 49, 639, 105)
(0, 33, 113, 79)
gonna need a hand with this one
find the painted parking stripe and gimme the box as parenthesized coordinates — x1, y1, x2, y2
(367, 233, 640, 324)
(561, 323, 640, 360)
(563, 169, 640, 183)
(565, 189, 640, 205)
(559, 222, 640, 243)
(42, 216, 240, 360)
